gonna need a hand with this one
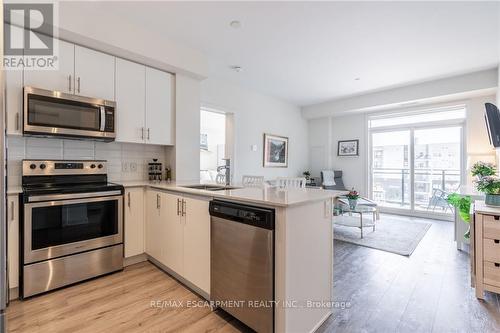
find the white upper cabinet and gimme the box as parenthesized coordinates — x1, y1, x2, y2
(6, 69, 23, 135)
(115, 58, 146, 143)
(24, 39, 75, 93)
(145, 67, 174, 145)
(74, 46, 115, 100)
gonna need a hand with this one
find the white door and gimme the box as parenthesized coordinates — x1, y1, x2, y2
(115, 58, 146, 143)
(145, 190, 163, 261)
(163, 192, 184, 274)
(124, 188, 145, 258)
(145, 67, 174, 145)
(74, 45, 115, 100)
(24, 39, 75, 93)
(182, 196, 210, 294)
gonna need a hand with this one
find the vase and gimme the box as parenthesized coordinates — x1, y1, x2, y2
(485, 194, 500, 206)
(348, 198, 358, 210)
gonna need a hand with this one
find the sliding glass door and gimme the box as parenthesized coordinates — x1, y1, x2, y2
(413, 126, 462, 213)
(371, 130, 411, 210)
(370, 110, 464, 218)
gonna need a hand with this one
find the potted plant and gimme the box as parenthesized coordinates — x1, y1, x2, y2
(471, 162, 500, 206)
(471, 161, 496, 180)
(475, 176, 500, 206)
(346, 188, 360, 209)
(302, 171, 311, 181)
(447, 193, 472, 239)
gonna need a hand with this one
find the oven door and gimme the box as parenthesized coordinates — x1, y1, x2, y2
(24, 194, 123, 264)
(23, 87, 115, 140)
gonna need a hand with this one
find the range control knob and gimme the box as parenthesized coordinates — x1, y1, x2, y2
(90, 164, 96, 169)
(39, 163, 46, 170)
(98, 164, 104, 169)
(29, 163, 36, 170)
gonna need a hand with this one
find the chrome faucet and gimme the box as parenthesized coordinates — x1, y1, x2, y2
(217, 158, 231, 186)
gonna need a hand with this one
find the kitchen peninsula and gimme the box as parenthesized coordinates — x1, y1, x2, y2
(120, 181, 344, 333)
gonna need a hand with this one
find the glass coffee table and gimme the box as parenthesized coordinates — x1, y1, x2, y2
(334, 204, 378, 239)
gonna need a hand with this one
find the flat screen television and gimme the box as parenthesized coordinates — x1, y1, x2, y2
(485, 103, 500, 147)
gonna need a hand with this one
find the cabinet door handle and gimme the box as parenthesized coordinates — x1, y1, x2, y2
(68, 74, 72, 92)
(127, 192, 131, 208)
(147, 128, 150, 141)
(157, 194, 161, 209)
(10, 201, 14, 221)
(15, 113, 19, 131)
(177, 199, 181, 216)
(141, 127, 144, 140)
(495, 263, 500, 268)
(77, 77, 81, 93)
(495, 239, 499, 244)
(181, 199, 186, 217)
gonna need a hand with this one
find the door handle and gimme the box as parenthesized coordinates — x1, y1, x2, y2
(141, 127, 144, 140)
(156, 194, 160, 209)
(127, 192, 131, 208)
(68, 74, 72, 92)
(10, 201, 14, 221)
(77, 77, 81, 93)
(177, 199, 181, 216)
(181, 199, 186, 217)
(147, 128, 150, 141)
(15, 113, 19, 131)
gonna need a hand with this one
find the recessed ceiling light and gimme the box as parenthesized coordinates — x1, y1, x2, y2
(229, 20, 241, 29)
(230, 65, 243, 72)
(354, 77, 361, 81)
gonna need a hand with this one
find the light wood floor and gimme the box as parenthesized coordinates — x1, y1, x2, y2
(6, 215, 500, 333)
(319, 214, 500, 333)
(6, 262, 251, 333)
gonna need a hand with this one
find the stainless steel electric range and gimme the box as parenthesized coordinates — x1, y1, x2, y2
(20, 160, 124, 298)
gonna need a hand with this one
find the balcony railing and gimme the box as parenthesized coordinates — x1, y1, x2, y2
(372, 168, 460, 211)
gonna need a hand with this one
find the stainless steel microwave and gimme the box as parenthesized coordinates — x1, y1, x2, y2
(23, 86, 116, 141)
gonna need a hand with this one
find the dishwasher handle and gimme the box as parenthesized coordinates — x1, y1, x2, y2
(209, 200, 275, 230)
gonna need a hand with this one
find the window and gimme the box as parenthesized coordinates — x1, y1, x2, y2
(369, 106, 464, 218)
(200, 110, 226, 181)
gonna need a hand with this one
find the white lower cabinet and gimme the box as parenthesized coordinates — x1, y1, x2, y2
(145, 189, 210, 294)
(124, 188, 145, 258)
(7, 194, 19, 290)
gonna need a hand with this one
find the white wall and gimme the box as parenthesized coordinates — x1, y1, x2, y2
(309, 114, 368, 193)
(201, 78, 309, 181)
(309, 94, 496, 196)
(7, 136, 170, 187)
(302, 69, 498, 118)
(172, 74, 202, 181)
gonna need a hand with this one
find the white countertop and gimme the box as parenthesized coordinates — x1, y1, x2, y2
(7, 180, 347, 207)
(119, 180, 347, 207)
(474, 200, 500, 215)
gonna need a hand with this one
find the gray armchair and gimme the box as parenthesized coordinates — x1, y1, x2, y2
(320, 170, 347, 191)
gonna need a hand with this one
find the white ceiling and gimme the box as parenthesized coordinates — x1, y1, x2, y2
(66, 1, 499, 106)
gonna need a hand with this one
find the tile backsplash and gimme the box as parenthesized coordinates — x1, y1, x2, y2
(7, 136, 172, 187)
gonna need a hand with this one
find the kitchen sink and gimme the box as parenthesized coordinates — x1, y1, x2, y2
(181, 184, 240, 191)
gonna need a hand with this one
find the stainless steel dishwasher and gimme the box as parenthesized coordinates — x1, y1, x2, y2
(209, 200, 275, 333)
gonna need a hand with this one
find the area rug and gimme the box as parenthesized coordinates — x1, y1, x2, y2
(333, 215, 432, 256)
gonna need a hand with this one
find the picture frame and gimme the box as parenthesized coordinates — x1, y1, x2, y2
(263, 133, 288, 167)
(337, 139, 359, 156)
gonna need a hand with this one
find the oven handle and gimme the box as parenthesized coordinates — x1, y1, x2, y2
(100, 106, 106, 131)
(27, 190, 123, 203)
(26, 194, 123, 209)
